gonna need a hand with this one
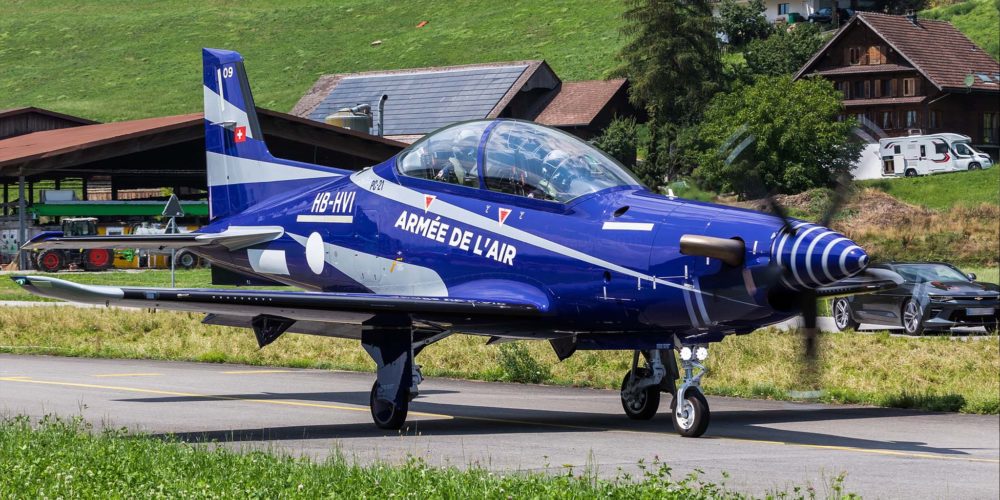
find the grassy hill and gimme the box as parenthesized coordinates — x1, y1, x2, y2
(922, 0, 1000, 60)
(0, 0, 623, 122)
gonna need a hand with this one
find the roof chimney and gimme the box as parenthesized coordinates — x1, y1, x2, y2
(905, 10, 918, 25)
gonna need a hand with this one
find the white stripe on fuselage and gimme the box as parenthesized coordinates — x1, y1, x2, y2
(296, 215, 354, 224)
(350, 169, 752, 305)
(206, 152, 341, 187)
(602, 222, 654, 231)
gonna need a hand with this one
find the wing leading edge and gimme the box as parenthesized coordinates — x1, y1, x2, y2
(11, 276, 543, 323)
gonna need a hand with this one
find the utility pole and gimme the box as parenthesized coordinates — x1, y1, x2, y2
(17, 171, 27, 270)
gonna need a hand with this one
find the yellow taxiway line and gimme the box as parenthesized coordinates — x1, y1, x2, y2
(0, 375, 996, 464)
(219, 369, 296, 375)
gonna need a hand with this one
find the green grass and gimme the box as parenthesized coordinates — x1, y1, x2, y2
(2, 416, 817, 499)
(922, 0, 1000, 60)
(1, 306, 996, 414)
(859, 167, 1000, 211)
(0, 0, 624, 122)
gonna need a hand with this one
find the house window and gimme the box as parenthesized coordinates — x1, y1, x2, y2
(849, 47, 864, 65)
(778, 3, 790, 15)
(905, 110, 918, 128)
(867, 46, 885, 65)
(836, 81, 850, 99)
(985, 112, 998, 144)
(879, 111, 895, 130)
(881, 79, 893, 98)
(874, 80, 882, 98)
(853, 81, 866, 99)
(929, 110, 943, 129)
(902, 78, 917, 97)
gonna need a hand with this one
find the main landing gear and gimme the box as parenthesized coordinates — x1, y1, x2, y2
(361, 319, 449, 430)
(619, 344, 711, 437)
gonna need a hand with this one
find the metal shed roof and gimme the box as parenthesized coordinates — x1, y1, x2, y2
(307, 64, 529, 136)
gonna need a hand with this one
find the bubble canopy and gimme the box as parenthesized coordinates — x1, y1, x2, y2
(397, 120, 643, 203)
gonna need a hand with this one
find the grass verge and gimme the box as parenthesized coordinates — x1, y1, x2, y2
(4, 416, 826, 499)
(859, 167, 1000, 211)
(1, 307, 996, 414)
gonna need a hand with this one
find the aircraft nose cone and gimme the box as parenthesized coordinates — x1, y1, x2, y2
(771, 222, 868, 290)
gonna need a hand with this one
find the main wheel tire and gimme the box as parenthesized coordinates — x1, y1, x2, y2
(905, 169, 918, 177)
(833, 298, 860, 331)
(175, 251, 197, 270)
(620, 368, 661, 420)
(902, 299, 926, 335)
(670, 390, 710, 438)
(36, 250, 65, 272)
(83, 249, 113, 271)
(370, 381, 408, 430)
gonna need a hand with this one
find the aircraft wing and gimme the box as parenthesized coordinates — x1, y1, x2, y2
(21, 226, 284, 252)
(10, 276, 543, 323)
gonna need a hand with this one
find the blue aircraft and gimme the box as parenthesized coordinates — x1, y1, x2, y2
(13, 48, 900, 437)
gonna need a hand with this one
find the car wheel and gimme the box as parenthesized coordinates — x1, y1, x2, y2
(902, 299, 925, 335)
(905, 169, 918, 177)
(969, 162, 981, 171)
(833, 298, 860, 331)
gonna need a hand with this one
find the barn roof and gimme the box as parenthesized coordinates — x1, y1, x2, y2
(534, 79, 628, 127)
(292, 61, 560, 137)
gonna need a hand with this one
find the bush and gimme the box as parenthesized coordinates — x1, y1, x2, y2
(592, 116, 638, 167)
(497, 342, 551, 384)
(685, 75, 859, 196)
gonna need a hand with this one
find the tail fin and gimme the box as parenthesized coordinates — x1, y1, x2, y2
(202, 48, 343, 220)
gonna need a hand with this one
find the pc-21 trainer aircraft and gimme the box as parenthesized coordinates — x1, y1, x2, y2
(14, 48, 900, 437)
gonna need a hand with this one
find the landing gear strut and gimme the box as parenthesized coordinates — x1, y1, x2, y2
(361, 318, 449, 430)
(671, 344, 710, 438)
(619, 349, 674, 420)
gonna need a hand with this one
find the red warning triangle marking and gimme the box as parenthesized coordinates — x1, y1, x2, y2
(424, 195, 436, 211)
(498, 207, 512, 225)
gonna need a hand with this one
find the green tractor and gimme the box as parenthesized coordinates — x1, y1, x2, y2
(34, 218, 114, 272)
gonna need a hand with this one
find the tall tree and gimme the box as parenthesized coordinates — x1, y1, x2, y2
(614, 0, 724, 188)
(718, 0, 773, 47)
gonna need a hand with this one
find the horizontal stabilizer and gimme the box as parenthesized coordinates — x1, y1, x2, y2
(21, 226, 284, 251)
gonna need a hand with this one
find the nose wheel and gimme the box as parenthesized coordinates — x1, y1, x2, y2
(670, 389, 710, 437)
(672, 344, 710, 437)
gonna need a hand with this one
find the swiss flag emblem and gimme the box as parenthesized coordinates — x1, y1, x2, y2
(423, 195, 436, 211)
(498, 207, 512, 225)
(233, 126, 247, 143)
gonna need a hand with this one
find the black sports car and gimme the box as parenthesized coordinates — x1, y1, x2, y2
(832, 262, 999, 335)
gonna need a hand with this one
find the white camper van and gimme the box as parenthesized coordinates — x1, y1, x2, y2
(879, 133, 993, 177)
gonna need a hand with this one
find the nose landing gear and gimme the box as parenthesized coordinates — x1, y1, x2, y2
(618, 343, 711, 437)
(671, 344, 710, 438)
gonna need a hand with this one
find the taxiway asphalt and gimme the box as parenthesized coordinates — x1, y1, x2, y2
(1, 354, 997, 498)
